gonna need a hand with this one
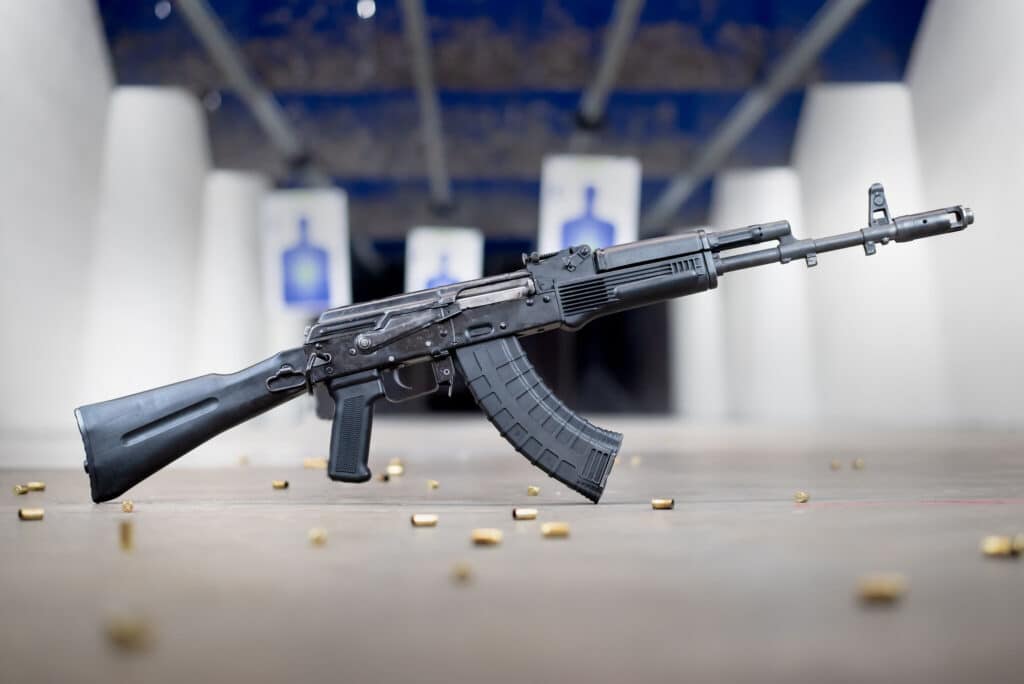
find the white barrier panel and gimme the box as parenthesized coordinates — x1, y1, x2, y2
(792, 83, 949, 425)
(669, 227, 729, 421)
(405, 226, 484, 293)
(538, 155, 640, 253)
(0, 1, 111, 435)
(194, 170, 270, 374)
(261, 188, 352, 354)
(908, 0, 1024, 425)
(82, 88, 210, 402)
(711, 168, 817, 422)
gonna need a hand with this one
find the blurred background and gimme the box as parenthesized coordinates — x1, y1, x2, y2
(0, 0, 1018, 467)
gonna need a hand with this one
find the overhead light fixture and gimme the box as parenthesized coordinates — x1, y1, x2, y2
(356, 0, 376, 20)
(154, 1, 172, 20)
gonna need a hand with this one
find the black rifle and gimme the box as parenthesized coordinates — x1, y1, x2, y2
(75, 184, 973, 503)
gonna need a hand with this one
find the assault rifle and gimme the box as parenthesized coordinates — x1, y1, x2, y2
(75, 184, 973, 503)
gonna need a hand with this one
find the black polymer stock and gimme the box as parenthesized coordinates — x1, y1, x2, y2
(76, 184, 974, 504)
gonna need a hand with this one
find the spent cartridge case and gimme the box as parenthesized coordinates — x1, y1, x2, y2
(858, 573, 908, 603)
(980, 535, 1017, 557)
(451, 562, 472, 584)
(411, 513, 439, 527)
(541, 522, 570, 538)
(119, 520, 133, 551)
(105, 616, 153, 651)
(471, 528, 503, 546)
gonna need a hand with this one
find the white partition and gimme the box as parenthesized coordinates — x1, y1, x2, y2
(908, 0, 1024, 425)
(0, 1, 112, 435)
(711, 168, 817, 422)
(194, 170, 270, 374)
(82, 88, 210, 401)
(669, 229, 729, 421)
(792, 83, 949, 425)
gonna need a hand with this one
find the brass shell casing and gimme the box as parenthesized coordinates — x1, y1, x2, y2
(857, 573, 908, 603)
(980, 535, 1018, 557)
(411, 513, 439, 527)
(120, 520, 134, 551)
(471, 528, 503, 546)
(540, 522, 570, 538)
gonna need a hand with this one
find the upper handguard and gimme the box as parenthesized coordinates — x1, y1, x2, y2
(454, 336, 622, 502)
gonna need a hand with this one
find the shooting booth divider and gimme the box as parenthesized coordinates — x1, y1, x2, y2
(712, 167, 817, 422)
(82, 87, 210, 402)
(0, 1, 112, 435)
(793, 83, 950, 425)
(908, 0, 1024, 424)
(194, 170, 270, 375)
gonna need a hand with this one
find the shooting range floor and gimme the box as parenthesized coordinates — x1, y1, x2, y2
(2, 438, 1024, 683)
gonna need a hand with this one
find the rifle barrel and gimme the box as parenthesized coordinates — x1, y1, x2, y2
(715, 205, 973, 275)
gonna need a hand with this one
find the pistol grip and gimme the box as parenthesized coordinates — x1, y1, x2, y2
(327, 372, 384, 483)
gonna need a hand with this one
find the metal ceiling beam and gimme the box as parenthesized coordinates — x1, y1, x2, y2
(569, 0, 645, 152)
(175, 0, 310, 170)
(578, 0, 645, 128)
(399, 0, 452, 209)
(176, 0, 387, 273)
(641, 0, 869, 232)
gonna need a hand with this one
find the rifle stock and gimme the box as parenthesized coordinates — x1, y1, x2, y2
(76, 348, 307, 502)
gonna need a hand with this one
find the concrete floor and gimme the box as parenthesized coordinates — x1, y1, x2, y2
(2, 438, 1024, 683)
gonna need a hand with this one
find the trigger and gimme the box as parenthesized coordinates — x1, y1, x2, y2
(381, 364, 440, 403)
